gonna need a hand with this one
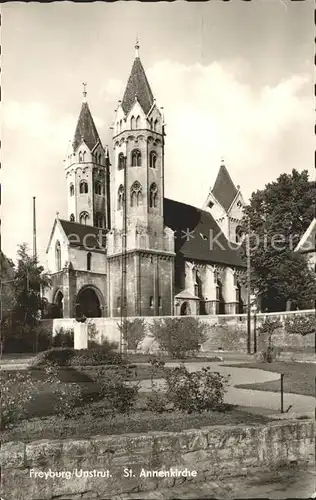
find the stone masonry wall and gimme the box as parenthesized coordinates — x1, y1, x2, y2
(52, 309, 316, 354)
(1, 420, 314, 500)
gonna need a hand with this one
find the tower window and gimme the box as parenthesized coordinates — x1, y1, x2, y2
(136, 115, 141, 129)
(120, 120, 122, 132)
(131, 149, 141, 167)
(79, 181, 88, 194)
(55, 240, 61, 272)
(87, 252, 92, 271)
(94, 212, 104, 228)
(149, 183, 158, 208)
(118, 153, 125, 170)
(82, 151, 86, 162)
(99, 154, 102, 164)
(95, 181, 102, 195)
(130, 181, 143, 207)
(79, 152, 83, 162)
(117, 184, 125, 210)
(70, 214, 75, 222)
(79, 211, 89, 225)
(149, 296, 154, 308)
(70, 183, 74, 196)
(149, 118, 153, 129)
(208, 201, 214, 209)
(130, 116, 135, 130)
(153, 119, 158, 131)
(149, 151, 157, 169)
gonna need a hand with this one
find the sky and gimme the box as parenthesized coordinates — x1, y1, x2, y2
(1, 0, 314, 265)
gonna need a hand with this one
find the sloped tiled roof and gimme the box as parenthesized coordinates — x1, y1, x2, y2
(59, 220, 107, 251)
(72, 102, 101, 152)
(121, 57, 154, 115)
(163, 198, 245, 268)
(212, 164, 238, 212)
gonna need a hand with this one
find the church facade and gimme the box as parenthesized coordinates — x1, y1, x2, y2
(44, 44, 247, 319)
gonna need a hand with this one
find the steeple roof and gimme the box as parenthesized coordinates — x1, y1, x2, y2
(121, 56, 154, 115)
(211, 163, 238, 212)
(72, 102, 101, 152)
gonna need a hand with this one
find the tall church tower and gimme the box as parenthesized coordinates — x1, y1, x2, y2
(64, 87, 111, 229)
(107, 41, 175, 317)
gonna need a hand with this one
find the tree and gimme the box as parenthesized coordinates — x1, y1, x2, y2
(0, 244, 51, 352)
(240, 169, 316, 312)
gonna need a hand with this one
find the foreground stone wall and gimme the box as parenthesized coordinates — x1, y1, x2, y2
(1, 420, 314, 500)
(52, 309, 316, 353)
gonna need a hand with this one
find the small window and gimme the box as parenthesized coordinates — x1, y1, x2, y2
(131, 116, 135, 130)
(70, 214, 75, 222)
(136, 115, 141, 129)
(131, 149, 141, 167)
(70, 183, 74, 196)
(79, 152, 83, 163)
(149, 183, 158, 208)
(154, 119, 158, 131)
(149, 296, 154, 308)
(149, 151, 157, 169)
(208, 201, 214, 209)
(82, 151, 86, 162)
(130, 181, 143, 207)
(79, 211, 89, 225)
(237, 201, 242, 208)
(87, 252, 92, 271)
(79, 181, 88, 194)
(55, 240, 61, 272)
(118, 153, 125, 170)
(117, 185, 125, 210)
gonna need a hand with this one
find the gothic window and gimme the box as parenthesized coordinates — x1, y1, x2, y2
(87, 252, 92, 271)
(79, 211, 89, 225)
(79, 181, 88, 194)
(94, 212, 104, 228)
(120, 120, 122, 132)
(79, 152, 83, 163)
(70, 214, 75, 222)
(149, 296, 154, 308)
(136, 115, 141, 129)
(99, 154, 102, 164)
(118, 153, 125, 170)
(131, 116, 136, 130)
(130, 181, 143, 207)
(154, 119, 158, 131)
(149, 183, 158, 208)
(55, 240, 61, 272)
(70, 183, 74, 196)
(95, 181, 102, 195)
(117, 185, 124, 210)
(131, 149, 141, 167)
(82, 151, 86, 162)
(149, 118, 153, 129)
(149, 151, 157, 169)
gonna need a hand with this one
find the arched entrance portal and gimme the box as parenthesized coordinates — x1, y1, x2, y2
(180, 301, 191, 316)
(54, 290, 64, 318)
(77, 287, 102, 318)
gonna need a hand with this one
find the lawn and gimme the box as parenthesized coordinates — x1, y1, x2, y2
(225, 362, 316, 397)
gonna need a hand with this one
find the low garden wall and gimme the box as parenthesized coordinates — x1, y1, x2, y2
(1, 419, 314, 500)
(52, 309, 316, 354)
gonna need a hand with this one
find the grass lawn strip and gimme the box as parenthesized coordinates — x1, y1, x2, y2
(224, 362, 316, 397)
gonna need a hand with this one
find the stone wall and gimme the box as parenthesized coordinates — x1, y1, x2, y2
(52, 309, 316, 353)
(1, 420, 314, 500)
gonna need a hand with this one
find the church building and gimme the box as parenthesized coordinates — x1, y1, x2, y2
(44, 43, 247, 319)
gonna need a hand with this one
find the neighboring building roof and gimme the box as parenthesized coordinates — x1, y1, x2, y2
(211, 164, 238, 212)
(163, 198, 245, 268)
(295, 218, 316, 254)
(72, 102, 101, 152)
(121, 56, 154, 115)
(59, 220, 107, 251)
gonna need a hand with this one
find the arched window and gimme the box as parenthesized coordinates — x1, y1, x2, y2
(117, 184, 124, 210)
(99, 154, 102, 164)
(79, 152, 83, 163)
(131, 149, 141, 167)
(130, 181, 143, 207)
(70, 183, 74, 196)
(95, 181, 102, 195)
(70, 214, 75, 222)
(154, 119, 158, 131)
(149, 296, 154, 308)
(118, 153, 125, 170)
(55, 240, 61, 271)
(79, 181, 88, 194)
(130, 116, 136, 130)
(87, 252, 92, 271)
(82, 151, 86, 162)
(120, 120, 122, 132)
(149, 151, 157, 169)
(136, 115, 141, 129)
(149, 118, 153, 129)
(79, 211, 89, 225)
(149, 183, 158, 208)
(94, 212, 104, 228)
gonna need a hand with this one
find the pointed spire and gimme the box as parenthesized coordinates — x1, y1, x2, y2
(121, 45, 154, 115)
(72, 98, 102, 152)
(211, 160, 238, 212)
(135, 37, 140, 58)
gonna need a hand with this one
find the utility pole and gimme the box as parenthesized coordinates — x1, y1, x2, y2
(246, 216, 251, 354)
(120, 156, 128, 358)
(33, 196, 37, 259)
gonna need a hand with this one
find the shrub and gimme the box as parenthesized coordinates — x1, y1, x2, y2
(146, 391, 168, 413)
(52, 327, 74, 348)
(258, 317, 282, 363)
(31, 343, 125, 367)
(164, 364, 226, 413)
(31, 347, 75, 367)
(117, 318, 146, 352)
(0, 371, 38, 429)
(151, 317, 208, 358)
(284, 315, 316, 336)
(92, 366, 139, 413)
